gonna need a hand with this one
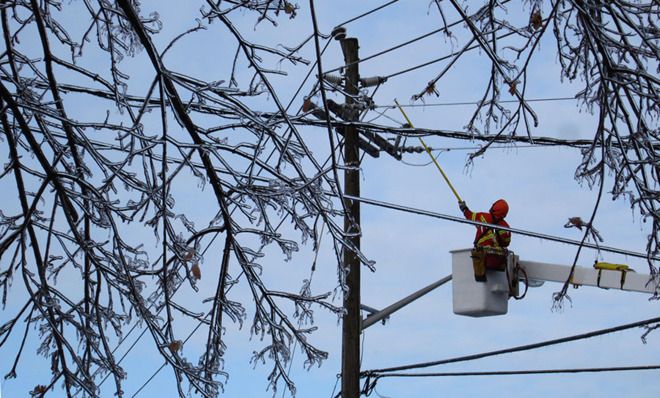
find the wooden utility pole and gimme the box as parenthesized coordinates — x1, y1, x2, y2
(340, 36, 361, 398)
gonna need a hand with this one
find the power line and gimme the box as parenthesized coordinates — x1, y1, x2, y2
(298, 118, 633, 148)
(374, 96, 578, 108)
(129, 299, 213, 398)
(323, 1, 496, 76)
(431, 144, 544, 151)
(285, 38, 331, 110)
(382, 28, 518, 80)
(323, 26, 445, 76)
(325, 21, 460, 74)
(375, 364, 660, 379)
(329, 373, 341, 398)
(91, 227, 225, 393)
(362, 315, 660, 376)
(399, 144, 561, 157)
(32, 100, 633, 154)
(34, 1, 652, 394)
(364, 106, 405, 125)
(397, 145, 546, 167)
(336, 0, 401, 27)
(342, 194, 660, 261)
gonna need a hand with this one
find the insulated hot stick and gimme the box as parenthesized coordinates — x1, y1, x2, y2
(394, 99, 462, 203)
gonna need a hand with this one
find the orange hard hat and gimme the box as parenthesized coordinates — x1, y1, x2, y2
(490, 199, 509, 218)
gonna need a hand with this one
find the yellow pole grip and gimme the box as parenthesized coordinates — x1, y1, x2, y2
(394, 99, 463, 202)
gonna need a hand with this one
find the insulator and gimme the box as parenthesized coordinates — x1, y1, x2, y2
(331, 26, 346, 41)
(324, 74, 343, 85)
(359, 76, 387, 87)
(401, 146, 426, 153)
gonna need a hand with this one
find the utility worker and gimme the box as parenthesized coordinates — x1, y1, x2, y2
(459, 199, 511, 282)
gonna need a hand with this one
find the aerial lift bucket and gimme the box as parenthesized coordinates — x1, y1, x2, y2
(451, 248, 519, 317)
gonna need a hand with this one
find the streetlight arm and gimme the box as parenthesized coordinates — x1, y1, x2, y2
(361, 275, 453, 330)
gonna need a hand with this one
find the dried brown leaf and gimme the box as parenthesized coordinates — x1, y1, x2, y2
(530, 10, 543, 31)
(31, 385, 48, 396)
(508, 81, 517, 96)
(302, 98, 314, 113)
(566, 217, 586, 230)
(168, 340, 183, 353)
(191, 262, 201, 280)
(184, 248, 195, 262)
(424, 82, 439, 97)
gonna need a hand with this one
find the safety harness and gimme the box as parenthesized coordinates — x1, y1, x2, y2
(470, 212, 508, 282)
(470, 212, 527, 298)
(473, 211, 507, 254)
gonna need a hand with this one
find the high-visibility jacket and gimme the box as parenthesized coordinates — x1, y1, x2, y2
(462, 209, 511, 249)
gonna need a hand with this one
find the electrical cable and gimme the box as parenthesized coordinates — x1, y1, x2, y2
(39, 113, 648, 157)
(129, 272, 239, 398)
(358, 24, 462, 75)
(342, 194, 660, 261)
(375, 96, 578, 108)
(398, 144, 558, 155)
(364, 106, 405, 126)
(336, 0, 401, 27)
(427, 144, 541, 152)
(399, 159, 433, 167)
(297, 117, 636, 148)
(310, 0, 347, 224)
(92, 226, 225, 392)
(324, 0, 513, 76)
(323, 23, 455, 76)
(512, 264, 528, 300)
(362, 316, 660, 376)
(372, 384, 393, 398)
(399, 152, 440, 167)
(372, 364, 660, 379)
(285, 39, 331, 110)
(329, 373, 341, 398)
(382, 28, 518, 81)
(360, 328, 366, 367)
(52, 1, 655, 394)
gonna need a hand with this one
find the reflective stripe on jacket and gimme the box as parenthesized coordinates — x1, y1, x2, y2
(463, 209, 511, 248)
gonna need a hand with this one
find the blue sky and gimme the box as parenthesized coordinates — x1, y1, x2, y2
(1, 1, 658, 397)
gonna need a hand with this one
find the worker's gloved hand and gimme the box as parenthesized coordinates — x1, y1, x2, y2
(458, 201, 468, 212)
